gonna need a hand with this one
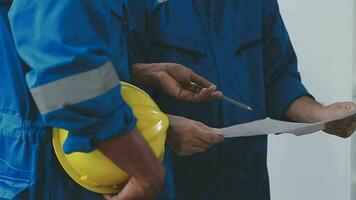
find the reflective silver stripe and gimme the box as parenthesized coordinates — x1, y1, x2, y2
(31, 61, 119, 114)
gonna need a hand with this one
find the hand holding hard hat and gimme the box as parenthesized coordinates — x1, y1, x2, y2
(53, 82, 168, 195)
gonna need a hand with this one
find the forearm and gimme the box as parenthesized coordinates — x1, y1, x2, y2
(284, 96, 324, 123)
(98, 128, 165, 196)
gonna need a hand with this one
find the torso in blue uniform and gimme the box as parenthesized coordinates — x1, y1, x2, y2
(0, 0, 136, 199)
(126, 0, 311, 199)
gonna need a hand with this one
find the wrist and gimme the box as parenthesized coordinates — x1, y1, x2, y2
(167, 114, 184, 126)
(304, 102, 327, 123)
(285, 96, 325, 123)
(311, 106, 329, 122)
(167, 114, 177, 120)
(131, 63, 165, 87)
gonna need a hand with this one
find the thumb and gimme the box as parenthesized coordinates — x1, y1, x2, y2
(337, 102, 356, 113)
(208, 131, 225, 144)
(194, 129, 224, 145)
(166, 63, 191, 86)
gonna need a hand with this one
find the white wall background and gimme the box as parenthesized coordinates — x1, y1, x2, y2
(352, 0, 356, 198)
(267, 0, 355, 200)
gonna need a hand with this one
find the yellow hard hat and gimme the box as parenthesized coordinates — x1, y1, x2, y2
(52, 82, 168, 194)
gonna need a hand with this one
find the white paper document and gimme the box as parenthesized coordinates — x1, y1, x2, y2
(214, 110, 356, 137)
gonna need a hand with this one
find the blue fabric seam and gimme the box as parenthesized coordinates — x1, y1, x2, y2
(0, 159, 34, 174)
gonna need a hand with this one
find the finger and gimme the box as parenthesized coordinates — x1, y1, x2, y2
(346, 102, 356, 111)
(324, 128, 344, 137)
(187, 84, 202, 94)
(200, 86, 215, 99)
(344, 129, 355, 138)
(195, 130, 224, 145)
(352, 113, 356, 121)
(348, 127, 356, 136)
(352, 121, 356, 129)
(199, 88, 208, 97)
(207, 133, 225, 144)
(197, 88, 213, 101)
(176, 145, 206, 156)
(189, 69, 215, 88)
(205, 85, 223, 100)
(160, 70, 212, 102)
(193, 88, 208, 101)
(180, 89, 211, 102)
(211, 91, 223, 98)
(188, 138, 211, 149)
(325, 115, 356, 129)
(345, 113, 356, 122)
(195, 123, 223, 137)
(185, 82, 221, 101)
(207, 85, 217, 94)
(346, 120, 356, 130)
(184, 146, 207, 156)
(177, 89, 200, 102)
(189, 83, 223, 100)
(345, 126, 356, 134)
(324, 128, 353, 138)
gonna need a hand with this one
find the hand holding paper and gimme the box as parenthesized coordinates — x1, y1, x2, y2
(320, 102, 356, 138)
(167, 115, 224, 156)
(213, 110, 356, 138)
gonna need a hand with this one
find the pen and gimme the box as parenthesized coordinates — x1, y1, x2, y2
(190, 81, 253, 111)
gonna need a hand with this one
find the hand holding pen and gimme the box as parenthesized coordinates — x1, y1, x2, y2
(189, 82, 253, 111)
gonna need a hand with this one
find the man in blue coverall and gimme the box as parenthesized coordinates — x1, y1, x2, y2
(0, 0, 224, 199)
(125, 0, 356, 199)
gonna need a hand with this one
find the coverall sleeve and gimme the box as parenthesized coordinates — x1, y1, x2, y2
(263, 0, 313, 120)
(8, 0, 137, 153)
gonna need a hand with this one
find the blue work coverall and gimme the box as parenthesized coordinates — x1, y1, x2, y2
(0, 0, 136, 199)
(126, 0, 312, 199)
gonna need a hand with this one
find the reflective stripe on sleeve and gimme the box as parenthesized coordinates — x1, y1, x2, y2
(30, 61, 119, 114)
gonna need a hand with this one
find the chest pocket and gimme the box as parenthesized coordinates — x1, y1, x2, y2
(230, 28, 263, 75)
(152, 30, 206, 67)
(229, 29, 266, 118)
(233, 29, 262, 56)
